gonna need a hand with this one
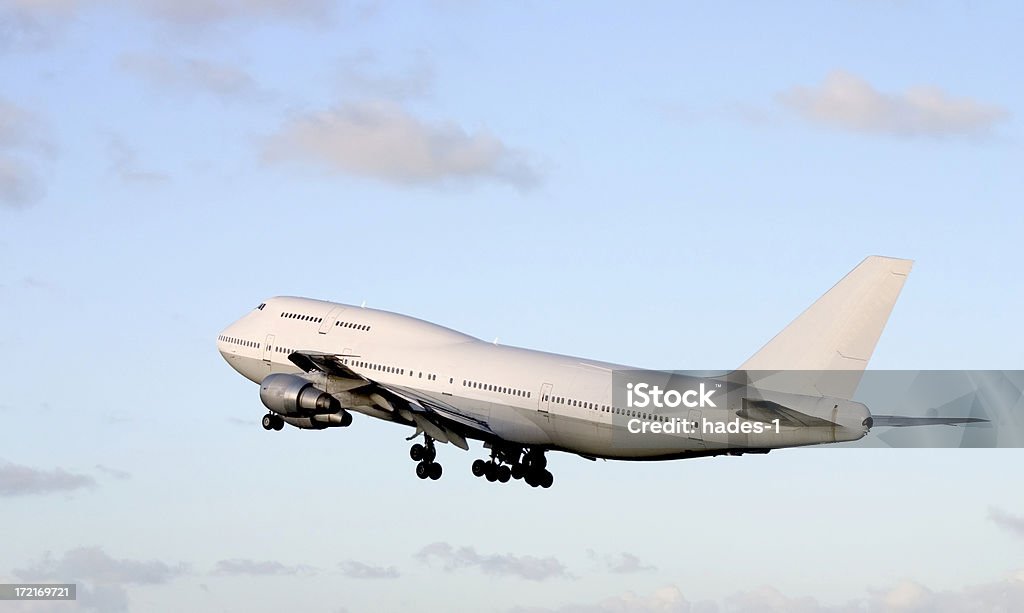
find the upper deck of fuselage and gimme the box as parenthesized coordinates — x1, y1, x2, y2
(221, 296, 636, 375)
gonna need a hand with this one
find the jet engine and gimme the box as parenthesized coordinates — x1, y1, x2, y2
(260, 373, 341, 416)
(281, 411, 354, 430)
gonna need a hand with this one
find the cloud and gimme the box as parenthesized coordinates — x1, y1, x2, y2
(510, 585, 691, 613)
(94, 464, 132, 480)
(263, 101, 540, 189)
(136, 0, 331, 26)
(606, 552, 656, 574)
(0, 97, 50, 207)
(415, 542, 569, 581)
(120, 53, 266, 100)
(15, 546, 189, 585)
(13, 547, 189, 612)
(338, 560, 400, 579)
(214, 558, 316, 576)
(3, 0, 330, 28)
(989, 507, 1024, 539)
(105, 135, 170, 184)
(0, 156, 42, 207)
(0, 461, 96, 497)
(509, 572, 1024, 613)
(336, 52, 434, 101)
(778, 70, 1009, 138)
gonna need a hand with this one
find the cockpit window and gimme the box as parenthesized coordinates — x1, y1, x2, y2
(256, 303, 266, 310)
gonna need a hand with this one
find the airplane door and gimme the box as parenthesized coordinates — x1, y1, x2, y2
(539, 383, 553, 414)
(263, 334, 275, 363)
(687, 409, 704, 447)
(319, 306, 344, 334)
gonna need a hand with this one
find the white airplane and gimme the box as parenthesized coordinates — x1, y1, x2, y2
(217, 256, 981, 488)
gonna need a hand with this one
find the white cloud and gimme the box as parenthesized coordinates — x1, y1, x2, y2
(213, 558, 316, 576)
(416, 542, 569, 581)
(4, 0, 330, 25)
(263, 101, 540, 189)
(606, 552, 656, 574)
(16, 546, 189, 585)
(0, 156, 42, 208)
(778, 70, 1008, 138)
(338, 560, 400, 579)
(136, 0, 331, 25)
(94, 464, 132, 480)
(13, 547, 189, 612)
(335, 52, 435, 101)
(0, 461, 95, 496)
(510, 572, 1024, 613)
(0, 97, 51, 207)
(105, 135, 170, 184)
(120, 53, 265, 100)
(989, 506, 1024, 539)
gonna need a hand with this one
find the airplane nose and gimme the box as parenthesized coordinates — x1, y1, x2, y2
(216, 325, 235, 361)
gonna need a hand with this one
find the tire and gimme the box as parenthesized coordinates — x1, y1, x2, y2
(485, 462, 498, 482)
(415, 461, 430, 479)
(472, 459, 487, 477)
(510, 464, 525, 480)
(424, 446, 436, 463)
(540, 470, 554, 489)
(272, 416, 284, 431)
(410, 444, 425, 462)
(429, 463, 443, 480)
(497, 465, 511, 483)
(531, 454, 547, 470)
(261, 415, 273, 430)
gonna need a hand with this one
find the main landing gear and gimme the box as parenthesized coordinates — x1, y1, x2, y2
(410, 438, 443, 481)
(261, 413, 284, 431)
(472, 447, 553, 488)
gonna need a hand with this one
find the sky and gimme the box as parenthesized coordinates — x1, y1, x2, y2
(1, 0, 1023, 611)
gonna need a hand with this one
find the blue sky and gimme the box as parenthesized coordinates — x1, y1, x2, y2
(1, 1, 1023, 611)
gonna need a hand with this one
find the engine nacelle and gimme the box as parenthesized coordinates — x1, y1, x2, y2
(260, 373, 340, 416)
(281, 411, 353, 430)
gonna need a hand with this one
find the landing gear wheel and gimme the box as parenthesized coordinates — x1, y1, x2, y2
(262, 414, 274, 430)
(472, 459, 487, 477)
(423, 446, 436, 463)
(539, 470, 554, 489)
(529, 454, 547, 470)
(272, 416, 283, 431)
(511, 464, 525, 480)
(497, 465, 511, 483)
(416, 461, 431, 479)
(485, 462, 499, 482)
(429, 463, 443, 480)
(410, 444, 425, 462)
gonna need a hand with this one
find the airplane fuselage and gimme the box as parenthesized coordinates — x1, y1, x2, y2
(218, 296, 870, 461)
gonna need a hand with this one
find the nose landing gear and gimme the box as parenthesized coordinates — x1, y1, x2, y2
(261, 414, 284, 431)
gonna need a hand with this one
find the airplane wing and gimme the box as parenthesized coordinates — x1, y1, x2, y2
(287, 351, 493, 449)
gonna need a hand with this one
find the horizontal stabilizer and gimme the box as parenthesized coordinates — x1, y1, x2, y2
(737, 399, 840, 428)
(869, 415, 988, 428)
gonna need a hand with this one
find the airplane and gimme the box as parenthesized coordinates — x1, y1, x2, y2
(217, 256, 983, 488)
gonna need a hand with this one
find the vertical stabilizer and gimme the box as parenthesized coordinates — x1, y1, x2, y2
(739, 256, 913, 399)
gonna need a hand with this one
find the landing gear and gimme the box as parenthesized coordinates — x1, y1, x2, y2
(472, 446, 551, 488)
(262, 414, 284, 431)
(411, 438, 442, 480)
(410, 443, 436, 463)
